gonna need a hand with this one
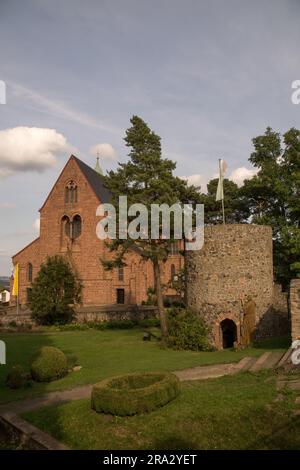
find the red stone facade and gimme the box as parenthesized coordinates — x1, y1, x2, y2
(12, 155, 183, 306)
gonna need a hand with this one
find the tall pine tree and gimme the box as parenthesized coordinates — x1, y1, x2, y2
(103, 116, 200, 339)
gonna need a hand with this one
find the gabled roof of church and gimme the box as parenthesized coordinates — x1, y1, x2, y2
(73, 156, 111, 203)
(39, 155, 111, 211)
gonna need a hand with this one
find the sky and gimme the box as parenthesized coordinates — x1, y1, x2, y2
(0, 0, 300, 275)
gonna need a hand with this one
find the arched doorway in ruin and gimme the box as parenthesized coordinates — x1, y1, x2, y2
(220, 319, 237, 349)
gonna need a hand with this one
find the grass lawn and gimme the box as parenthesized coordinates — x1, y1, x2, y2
(0, 328, 289, 404)
(23, 370, 300, 450)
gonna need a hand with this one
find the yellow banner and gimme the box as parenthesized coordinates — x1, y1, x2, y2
(12, 264, 19, 297)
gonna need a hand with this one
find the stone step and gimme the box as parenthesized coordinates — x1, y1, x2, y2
(287, 380, 300, 391)
(174, 362, 237, 381)
(276, 348, 292, 368)
(249, 352, 273, 372)
(236, 356, 257, 372)
(260, 352, 283, 370)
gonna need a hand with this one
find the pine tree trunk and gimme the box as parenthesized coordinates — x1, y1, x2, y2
(153, 259, 168, 339)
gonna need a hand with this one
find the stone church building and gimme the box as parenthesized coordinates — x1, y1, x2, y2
(12, 155, 183, 307)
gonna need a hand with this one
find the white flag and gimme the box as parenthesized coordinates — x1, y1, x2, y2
(216, 159, 227, 201)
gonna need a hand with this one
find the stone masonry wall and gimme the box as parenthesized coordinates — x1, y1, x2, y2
(290, 279, 300, 341)
(186, 224, 288, 348)
(0, 304, 158, 327)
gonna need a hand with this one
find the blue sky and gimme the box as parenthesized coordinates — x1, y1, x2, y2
(0, 0, 300, 274)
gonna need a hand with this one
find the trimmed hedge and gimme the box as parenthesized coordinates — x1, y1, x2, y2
(6, 365, 26, 389)
(30, 346, 68, 382)
(57, 319, 160, 331)
(91, 371, 180, 416)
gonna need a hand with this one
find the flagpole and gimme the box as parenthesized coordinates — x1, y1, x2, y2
(221, 198, 225, 225)
(218, 159, 226, 225)
(16, 271, 19, 317)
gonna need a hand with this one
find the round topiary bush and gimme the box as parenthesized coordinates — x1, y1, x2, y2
(30, 346, 68, 382)
(91, 371, 180, 416)
(6, 365, 26, 389)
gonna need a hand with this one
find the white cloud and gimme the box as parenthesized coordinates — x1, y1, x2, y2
(90, 143, 117, 161)
(229, 167, 257, 187)
(181, 167, 257, 193)
(0, 202, 16, 209)
(0, 127, 74, 177)
(181, 174, 207, 192)
(33, 218, 40, 233)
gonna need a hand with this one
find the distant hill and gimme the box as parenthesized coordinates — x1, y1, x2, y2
(0, 276, 10, 290)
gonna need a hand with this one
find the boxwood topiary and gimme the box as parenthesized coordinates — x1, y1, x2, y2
(6, 365, 26, 389)
(91, 371, 180, 416)
(30, 346, 68, 382)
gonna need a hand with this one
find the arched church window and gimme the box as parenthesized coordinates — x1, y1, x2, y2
(61, 215, 71, 237)
(28, 263, 33, 283)
(72, 215, 82, 239)
(65, 181, 77, 203)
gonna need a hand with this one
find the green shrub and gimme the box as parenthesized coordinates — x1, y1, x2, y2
(106, 320, 136, 329)
(138, 318, 160, 328)
(87, 320, 137, 330)
(91, 371, 180, 416)
(55, 319, 160, 331)
(167, 308, 212, 351)
(6, 365, 26, 389)
(30, 346, 68, 382)
(29, 255, 82, 325)
(57, 322, 89, 331)
(86, 321, 107, 330)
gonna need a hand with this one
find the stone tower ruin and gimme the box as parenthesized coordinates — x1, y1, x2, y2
(186, 224, 288, 349)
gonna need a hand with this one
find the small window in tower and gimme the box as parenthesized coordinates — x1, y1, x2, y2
(28, 263, 33, 283)
(72, 215, 82, 239)
(65, 181, 77, 203)
(118, 266, 124, 282)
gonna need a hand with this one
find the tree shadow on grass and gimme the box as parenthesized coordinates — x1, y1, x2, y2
(244, 414, 300, 450)
(152, 435, 199, 450)
(0, 329, 66, 448)
(0, 327, 86, 449)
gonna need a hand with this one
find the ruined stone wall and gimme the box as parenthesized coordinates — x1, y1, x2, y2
(257, 282, 290, 340)
(186, 224, 287, 348)
(290, 279, 300, 341)
(0, 304, 158, 327)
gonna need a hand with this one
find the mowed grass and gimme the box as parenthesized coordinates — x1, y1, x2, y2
(0, 329, 289, 404)
(23, 370, 300, 450)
